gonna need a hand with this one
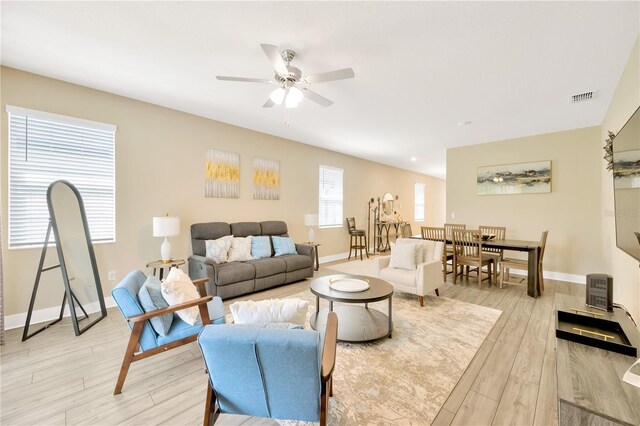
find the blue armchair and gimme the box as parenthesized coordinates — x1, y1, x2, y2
(111, 270, 225, 395)
(198, 311, 338, 425)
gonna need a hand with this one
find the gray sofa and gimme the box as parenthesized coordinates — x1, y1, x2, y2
(188, 221, 314, 299)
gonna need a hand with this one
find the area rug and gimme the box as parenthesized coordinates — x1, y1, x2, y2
(326, 257, 382, 277)
(286, 272, 501, 425)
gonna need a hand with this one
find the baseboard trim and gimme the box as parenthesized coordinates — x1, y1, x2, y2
(4, 296, 117, 331)
(319, 252, 350, 264)
(509, 269, 585, 285)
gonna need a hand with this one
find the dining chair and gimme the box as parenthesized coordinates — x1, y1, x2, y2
(400, 223, 413, 238)
(478, 225, 506, 283)
(499, 231, 548, 293)
(451, 229, 494, 288)
(346, 217, 368, 260)
(444, 223, 466, 241)
(421, 226, 454, 281)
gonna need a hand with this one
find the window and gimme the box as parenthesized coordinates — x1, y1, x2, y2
(318, 165, 343, 228)
(415, 183, 425, 222)
(8, 106, 116, 248)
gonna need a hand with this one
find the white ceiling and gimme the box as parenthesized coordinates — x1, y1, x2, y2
(2, 2, 639, 179)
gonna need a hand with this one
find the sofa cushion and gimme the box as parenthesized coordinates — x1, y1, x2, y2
(192, 222, 231, 256)
(227, 236, 253, 262)
(161, 268, 201, 325)
(272, 236, 297, 256)
(230, 298, 309, 326)
(280, 254, 312, 272)
(260, 221, 288, 236)
(231, 222, 261, 237)
(216, 262, 256, 286)
(246, 258, 286, 278)
(389, 243, 417, 270)
(205, 235, 233, 263)
(379, 266, 417, 288)
(138, 275, 173, 336)
(251, 236, 272, 259)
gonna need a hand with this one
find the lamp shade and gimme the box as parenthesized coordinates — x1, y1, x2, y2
(153, 216, 180, 237)
(304, 214, 318, 227)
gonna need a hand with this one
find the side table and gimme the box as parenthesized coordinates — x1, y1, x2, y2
(146, 259, 185, 280)
(303, 242, 321, 271)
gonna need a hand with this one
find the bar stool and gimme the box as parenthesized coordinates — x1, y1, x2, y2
(346, 217, 369, 260)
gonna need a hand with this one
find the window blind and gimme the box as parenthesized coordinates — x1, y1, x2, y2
(318, 165, 343, 228)
(415, 183, 425, 222)
(7, 106, 116, 248)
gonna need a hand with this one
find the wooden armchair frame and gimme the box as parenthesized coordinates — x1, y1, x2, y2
(203, 312, 339, 426)
(114, 278, 212, 395)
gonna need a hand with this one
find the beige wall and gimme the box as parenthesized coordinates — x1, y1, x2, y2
(0, 66, 445, 317)
(446, 126, 602, 276)
(600, 37, 640, 326)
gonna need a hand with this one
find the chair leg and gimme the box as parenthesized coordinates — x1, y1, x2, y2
(435, 288, 440, 297)
(114, 321, 143, 395)
(359, 236, 363, 261)
(364, 236, 369, 258)
(499, 263, 504, 289)
(320, 383, 328, 426)
(348, 235, 353, 260)
(203, 381, 217, 426)
(418, 295, 424, 307)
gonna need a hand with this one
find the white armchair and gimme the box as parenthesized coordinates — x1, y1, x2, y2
(374, 238, 444, 306)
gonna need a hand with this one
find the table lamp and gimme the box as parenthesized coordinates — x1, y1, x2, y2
(153, 215, 180, 262)
(304, 213, 318, 243)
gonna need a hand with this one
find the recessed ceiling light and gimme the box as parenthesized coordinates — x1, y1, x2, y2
(458, 121, 472, 127)
(410, 157, 417, 162)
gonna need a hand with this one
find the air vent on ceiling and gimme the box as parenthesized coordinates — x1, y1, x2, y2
(569, 90, 598, 104)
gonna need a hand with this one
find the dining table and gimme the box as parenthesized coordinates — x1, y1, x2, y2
(413, 235, 542, 298)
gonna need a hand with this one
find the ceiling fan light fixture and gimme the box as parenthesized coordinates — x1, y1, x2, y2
(285, 86, 303, 108)
(270, 87, 286, 105)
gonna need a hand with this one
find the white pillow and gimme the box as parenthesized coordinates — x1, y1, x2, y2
(205, 236, 233, 263)
(389, 243, 417, 270)
(393, 240, 424, 265)
(230, 298, 309, 326)
(227, 236, 253, 262)
(161, 268, 201, 325)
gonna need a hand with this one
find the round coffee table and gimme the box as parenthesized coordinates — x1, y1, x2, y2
(309, 274, 394, 343)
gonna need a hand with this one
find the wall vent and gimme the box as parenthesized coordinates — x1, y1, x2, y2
(569, 90, 598, 104)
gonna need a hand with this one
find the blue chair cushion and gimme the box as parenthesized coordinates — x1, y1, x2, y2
(272, 236, 297, 256)
(138, 275, 173, 336)
(251, 235, 272, 259)
(198, 325, 321, 422)
(156, 318, 203, 347)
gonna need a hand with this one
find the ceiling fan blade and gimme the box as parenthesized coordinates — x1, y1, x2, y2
(303, 68, 355, 84)
(216, 76, 274, 84)
(263, 98, 275, 108)
(260, 44, 289, 76)
(302, 88, 334, 107)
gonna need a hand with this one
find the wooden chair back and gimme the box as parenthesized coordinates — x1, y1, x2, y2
(539, 230, 549, 264)
(400, 223, 413, 238)
(479, 225, 506, 254)
(452, 229, 482, 261)
(444, 223, 466, 240)
(421, 226, 446, 242)
(346, 217, 356, 233)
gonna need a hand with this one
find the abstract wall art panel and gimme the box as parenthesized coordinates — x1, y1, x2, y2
(477, 161, 551, 195)
(205, 149, 240, 198)
(253, 157, 280, 200)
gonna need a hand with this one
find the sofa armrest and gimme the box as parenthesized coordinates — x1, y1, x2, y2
(374, 256, 391, 275)
(188, 254, 218, 267)
(295, 243, 314, 257)
(188, 255, 219, 297)
(416, 259, 443, 295)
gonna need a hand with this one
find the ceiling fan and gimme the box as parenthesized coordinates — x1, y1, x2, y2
(216, 44, 355, 109)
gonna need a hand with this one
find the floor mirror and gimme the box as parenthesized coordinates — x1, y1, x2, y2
(22, 180, 107, 340)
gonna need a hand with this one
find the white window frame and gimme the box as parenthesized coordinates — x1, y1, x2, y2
(318, 165, 344, 228)
(414, 182, 425, 222)
(7, 105, 117, 249)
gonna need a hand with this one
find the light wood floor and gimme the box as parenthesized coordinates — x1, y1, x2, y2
(0, 259, 567, 425)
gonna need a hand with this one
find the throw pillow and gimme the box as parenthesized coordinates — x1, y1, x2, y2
(227, 236, 253, 262)
(389, 243, 417, 270)
(230, 298, 309, 326)
(272, 236, 297, 256)
(161, 268, 200, 325)
(137, 275, 173, 336)
(205, 235, 233, 263)
(251, 235, 272, 259)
